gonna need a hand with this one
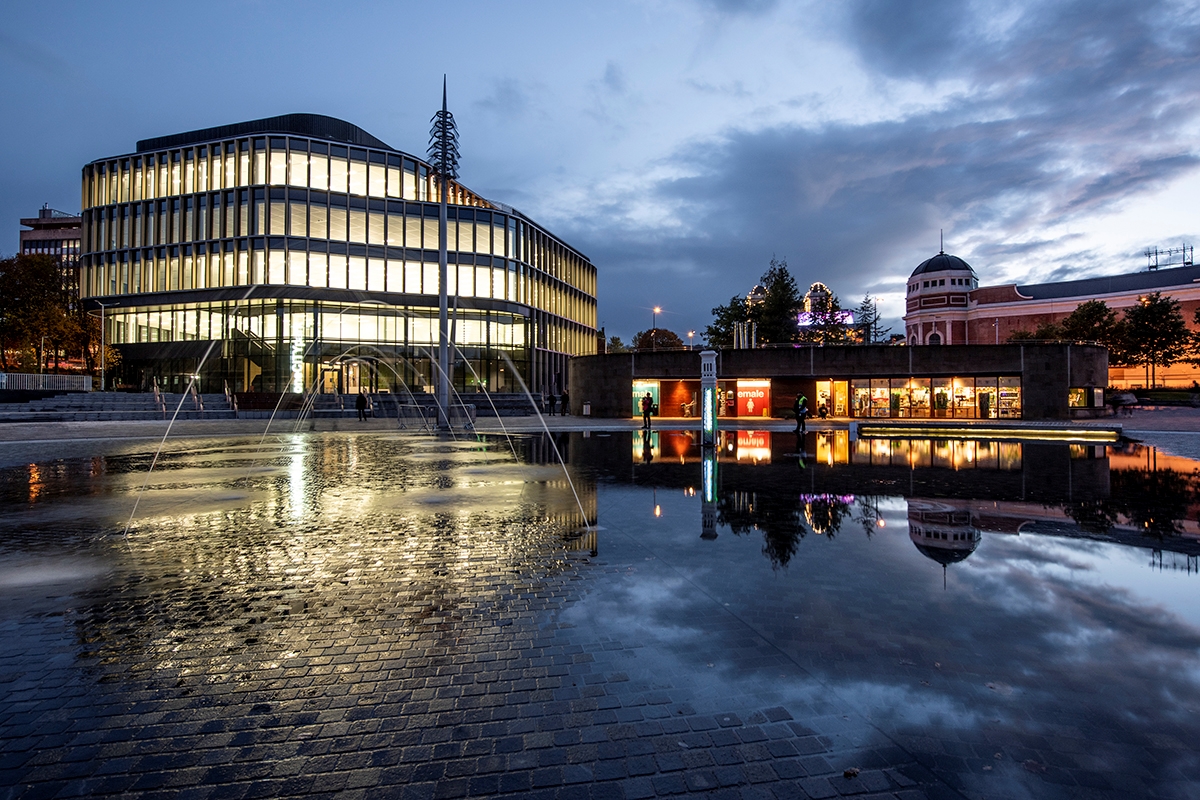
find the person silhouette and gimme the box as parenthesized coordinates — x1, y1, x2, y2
(792, 393, 808, 434)
(641, 392, 653, 429)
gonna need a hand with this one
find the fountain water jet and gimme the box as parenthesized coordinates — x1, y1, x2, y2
(122, 287, 257, 537)
(499, 352, 592, 534)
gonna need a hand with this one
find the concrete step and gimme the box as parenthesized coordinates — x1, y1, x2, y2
(0, 409, 239, 422)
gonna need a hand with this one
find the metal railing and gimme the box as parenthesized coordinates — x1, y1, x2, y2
(393, 403, 476, 430)
(0, 373, 92, 392)
(448, 403, 477, 428)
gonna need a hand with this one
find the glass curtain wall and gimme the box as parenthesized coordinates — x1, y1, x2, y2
(80, 126, 598, 392)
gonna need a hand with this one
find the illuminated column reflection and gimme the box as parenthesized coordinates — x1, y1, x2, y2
(701, 446, 718, 540)
(288, 435, 307, 521)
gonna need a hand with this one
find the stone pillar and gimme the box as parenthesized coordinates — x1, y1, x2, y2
(700, 350, 718, 447)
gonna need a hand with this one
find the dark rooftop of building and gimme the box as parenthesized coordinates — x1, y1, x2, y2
(21, 207, 81, 228)
(1015, 263, 1200, 300)
(911, 252, 976, 277)
(137, 114, 394, 153)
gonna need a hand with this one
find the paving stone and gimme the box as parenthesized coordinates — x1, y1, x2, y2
(620, 777, 655, 800)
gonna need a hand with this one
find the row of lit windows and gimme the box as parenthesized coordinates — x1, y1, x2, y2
(82, 245, 596, 331)
(22, 240, 80, 256)
(849, 437, 1021, 470)
(84, 192, 596, 299)
(851, 376, 1021, 419)
(907, 276, 975, 293)
(82, 137, 480, 209)
(103, 302, 527, 350)
(87, 197, 514, 259)
(99, 299, 594, 363)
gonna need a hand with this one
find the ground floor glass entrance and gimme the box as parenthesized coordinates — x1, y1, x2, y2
(105, 298, 537, 395)
(836, 377, 1021, 419)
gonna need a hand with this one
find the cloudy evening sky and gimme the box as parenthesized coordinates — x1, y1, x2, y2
(2, 0, 1199, 339)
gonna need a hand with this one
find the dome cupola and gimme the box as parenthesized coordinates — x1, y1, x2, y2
(911, 251, 975, 279)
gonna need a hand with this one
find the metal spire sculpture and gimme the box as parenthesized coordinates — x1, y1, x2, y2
(427, 77, 460, 429)
(428, 77, 460, 181)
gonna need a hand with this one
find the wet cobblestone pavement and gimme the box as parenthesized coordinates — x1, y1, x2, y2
(1, 430, 1198, 798)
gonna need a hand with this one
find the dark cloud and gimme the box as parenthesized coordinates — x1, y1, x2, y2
(843, 0, 977, 80)
(693, 0, 779, 16)
(686, 78, 750, 98)
(474, 78, 533, 120)
(570, 0, 1200, 338)
(603, 61, 626, 94)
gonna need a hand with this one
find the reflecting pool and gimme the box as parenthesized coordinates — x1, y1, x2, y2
(1, 429, 1198, 799)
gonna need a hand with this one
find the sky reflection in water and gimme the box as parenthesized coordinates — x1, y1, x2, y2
(569, 429, 1200, 796)
(0, 429, 1197, 797)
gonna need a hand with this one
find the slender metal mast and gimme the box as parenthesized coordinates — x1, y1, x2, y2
(428, 76, 460, 428)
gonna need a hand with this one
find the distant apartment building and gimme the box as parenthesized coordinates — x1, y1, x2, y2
(20, 206, 82, 260)
(19, 206, 83, 298)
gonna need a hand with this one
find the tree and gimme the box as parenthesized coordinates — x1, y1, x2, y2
(705, 257, 802, 347)
(1060, 300, 1115, 343)
(856, 294, 892, 344)
(1007, 320, 1063, 342)
(1110, 464, 1197, 539)
(754, 258, 802, 344)
(704, 295, 748, 347)
(1059, 299, 1130, 364)
(632, 328, 685, 350)
(717, 490, 805, 569)
(0, 255, 76, 372)
(1065, 462, 1200, 539)
(1123, 292, 1191, 387)
(607, 336, 629, 353)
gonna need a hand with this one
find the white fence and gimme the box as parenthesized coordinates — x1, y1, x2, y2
(0, 373, 92, 392)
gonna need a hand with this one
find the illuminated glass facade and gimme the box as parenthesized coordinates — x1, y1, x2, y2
(79, 114, 597, 394)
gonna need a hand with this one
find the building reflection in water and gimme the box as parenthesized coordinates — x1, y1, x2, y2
(907, 499, 982, 587)
(0, 432, 603, 670)
(613, 429, 1200, 572)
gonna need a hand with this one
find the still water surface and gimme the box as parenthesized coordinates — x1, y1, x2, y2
(0, 429, 1197, 798)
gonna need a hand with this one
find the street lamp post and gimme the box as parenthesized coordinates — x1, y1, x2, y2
(86, 302, 111, 392)
(687, 330, 695, 349)
(652, 306, 661, 351)
(39, 335, 45, 375)
(100, 304, 106, 391)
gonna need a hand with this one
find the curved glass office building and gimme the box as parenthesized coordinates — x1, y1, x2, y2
(79, 114, 597, 395)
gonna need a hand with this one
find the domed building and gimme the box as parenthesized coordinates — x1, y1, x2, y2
(803, 281, 832, 313)
(903, 251, 978, 345)
(901, 241, 1200, 387)
(907, 500, 981, 587)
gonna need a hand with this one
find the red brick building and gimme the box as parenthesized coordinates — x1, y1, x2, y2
(904, 252, 1200, 388)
